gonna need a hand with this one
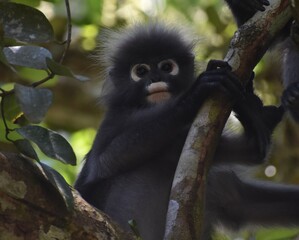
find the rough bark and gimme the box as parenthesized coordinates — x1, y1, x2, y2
(0, 152, 134, 240)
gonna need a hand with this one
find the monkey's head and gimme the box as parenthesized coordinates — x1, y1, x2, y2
(100, 23, 196, 107)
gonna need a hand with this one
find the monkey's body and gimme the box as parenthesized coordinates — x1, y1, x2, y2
(87, 132, 180, 238)
(75, 1, 299, 239)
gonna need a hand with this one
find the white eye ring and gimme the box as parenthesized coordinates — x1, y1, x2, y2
(158, 59, 179, 76)
(131, 64, 150, 82)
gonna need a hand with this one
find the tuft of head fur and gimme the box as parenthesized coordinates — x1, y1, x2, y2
(96, 22, 198, 107)
(97, 22, 197, 78)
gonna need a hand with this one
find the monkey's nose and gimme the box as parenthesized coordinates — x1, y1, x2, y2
(150, 74, 161, 83)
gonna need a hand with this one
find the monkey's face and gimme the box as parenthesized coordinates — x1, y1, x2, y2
(108, 55, 194, 108)
(130, 59, 180, 104)
(105, 24, 196, 108)
(129, 57, 194, 104)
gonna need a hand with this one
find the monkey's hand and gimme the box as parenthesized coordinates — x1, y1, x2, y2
(282, 82, 299, 122)
(197, 60, 246, 101)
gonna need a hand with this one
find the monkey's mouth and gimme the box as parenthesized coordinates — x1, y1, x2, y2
(146, 82, 171, 103)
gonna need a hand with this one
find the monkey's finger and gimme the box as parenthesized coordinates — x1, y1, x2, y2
(201, 68, 243, 86)
(204, 69, 246, 95)
(199, 73, 245, 101)
(205, 61, 247, 96)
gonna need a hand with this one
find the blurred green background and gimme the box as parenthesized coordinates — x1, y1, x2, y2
(1, 0, 299, 239)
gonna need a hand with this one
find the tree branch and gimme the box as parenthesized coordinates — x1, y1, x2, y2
(164, 0, 292, 239)
(0, 153, 134, 239)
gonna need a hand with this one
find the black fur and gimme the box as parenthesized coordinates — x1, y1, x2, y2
(75, 3, 299, 239)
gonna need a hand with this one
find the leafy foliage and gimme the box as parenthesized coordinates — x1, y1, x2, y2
(0, 1, 79, 211)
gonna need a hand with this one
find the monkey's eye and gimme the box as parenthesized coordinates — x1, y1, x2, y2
(131, 64, 150, 81)
(158, 59, 179, 76)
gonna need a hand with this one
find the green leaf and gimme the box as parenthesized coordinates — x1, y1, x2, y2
(14, 84, 53, 124)
(4, 46, 52, 70)
(16, 125, 76, 165)
(14, 139, 39, 160)
(0, 47, 17, 72)
(46, 58, 90, 81)
(39, 162, 74, 212)
(0, 2, 54, 43)
(2, 94, 22, 122)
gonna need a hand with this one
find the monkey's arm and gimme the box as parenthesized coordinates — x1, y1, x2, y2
(198, 61, 284, 161)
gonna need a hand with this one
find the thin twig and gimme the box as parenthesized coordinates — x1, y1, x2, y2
(59, 0, 72, 64)
(31, 72, 55, 88)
